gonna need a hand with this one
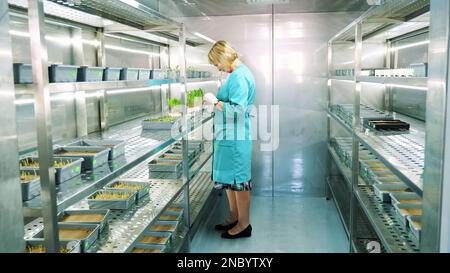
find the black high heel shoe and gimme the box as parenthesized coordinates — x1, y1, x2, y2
(221, 225, 252, 239)
(215, 220, 238, 231)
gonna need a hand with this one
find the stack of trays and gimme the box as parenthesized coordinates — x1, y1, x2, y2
(26, 239, 81, 253)
(148, 159, 183, 179)
(87, 189, 137, 210)
(105, 180, 150, 201)
(32, 223, 100, 252)
(69, 139, 126, 160)
(367, 119, 410, 131)
(13, 63, 33, 84)
(58, 209, 110, 232)
(19, 156, 84, 185)
(54, 146, 110, 171)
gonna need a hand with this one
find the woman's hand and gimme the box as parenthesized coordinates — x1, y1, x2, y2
(204, 93, 218, 105)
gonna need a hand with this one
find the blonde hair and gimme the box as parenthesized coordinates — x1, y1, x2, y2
(208, 40, 238, 68)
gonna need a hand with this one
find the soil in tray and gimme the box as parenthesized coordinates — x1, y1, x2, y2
(365, 162, 385, 166)
(110, 182, 146, 191)
(61, 214, 105, 223)
(139, 235, 169, 244)
(398, 199, 422, 203)
(27, 245, 70, 253)
(59, 228, 93, 240)
(132, 247, 162, 253)
(377, 173, 397, 177)
(166, 207, 183, 212)
(399, 208, 422, 216)
(411, 220, 422, 230)
(370, 167, 389, 171)
(159, 214, 179, 221)
(161, 155, 182, 160)
(150, 225, 176, 232)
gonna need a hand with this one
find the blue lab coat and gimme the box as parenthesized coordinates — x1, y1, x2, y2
(212, 64, 256, 184)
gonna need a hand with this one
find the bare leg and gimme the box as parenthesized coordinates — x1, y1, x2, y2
(222, 190, 238, 225)
(228, 191, 251, 235)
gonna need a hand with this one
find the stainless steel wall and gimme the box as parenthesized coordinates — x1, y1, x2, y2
(179, 11, 363, 196)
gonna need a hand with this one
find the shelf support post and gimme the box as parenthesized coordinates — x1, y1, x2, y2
(179, 23, 191, 251)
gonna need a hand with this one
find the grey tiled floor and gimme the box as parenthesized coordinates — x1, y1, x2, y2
(190, 194, 349, 253)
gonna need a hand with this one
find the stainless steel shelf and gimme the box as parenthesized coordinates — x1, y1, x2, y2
(331, 76, 355, 81)
(328, 107, 424, 196)
(355, 113, 425, 196)
(328, 148, 420, 253)
(22, 113, 214, 215)
(328, 144, 366, 187)
(328, 110, 352, 134)
(358, 76, 428, 87)
(331, 0, 430, 42)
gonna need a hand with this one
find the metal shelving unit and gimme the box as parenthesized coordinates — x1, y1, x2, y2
(325, 0, 450, 253)
(4, 0, 221, 253)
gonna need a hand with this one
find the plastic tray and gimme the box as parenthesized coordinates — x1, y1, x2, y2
(33, 223, 100, 253)
(158, 209, 183, 221)
(87, 189, 137, 210)
(54, 146, 110, 171)
(148, 220, 179, 233)
(49, 64, 79, 83)
(20, 172, 41, 201)
(393, 203, 423, 227)
(20, 156, 84, 184)
(138, 69, 151, 80)
(120, 68, 139, 81)
(105, 180, 150, 200)
(58, 209, 110, 232)
(103, 67, 122, 81)
(373, 183, 411, 203)
(77, 66, 105, 82)
(26, 239, 81, 253)
(148, 159, 183, 173)
(69, 139, 126, 160)
(13, 63, 32, 84)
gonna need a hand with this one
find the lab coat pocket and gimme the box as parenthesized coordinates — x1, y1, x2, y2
(214, 140, 235, 172)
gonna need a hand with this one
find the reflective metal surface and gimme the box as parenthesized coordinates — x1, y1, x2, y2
(0, 0, 25, 253)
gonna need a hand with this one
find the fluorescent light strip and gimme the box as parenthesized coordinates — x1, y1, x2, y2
(10, 30, 100, 47)
(193, 32, 216, 44)
(105, 45, 159, 56)
(389, 40, 430, 52)
(387, 84, 428, 91)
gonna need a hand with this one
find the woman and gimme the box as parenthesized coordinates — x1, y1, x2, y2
(204, 41, 256, 239)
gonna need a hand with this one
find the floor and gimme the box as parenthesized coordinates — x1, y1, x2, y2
(190, 194, 349, 253)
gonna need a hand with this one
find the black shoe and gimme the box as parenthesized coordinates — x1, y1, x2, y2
(215, 220, 238, 231)
(221, 225, 252, 239)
